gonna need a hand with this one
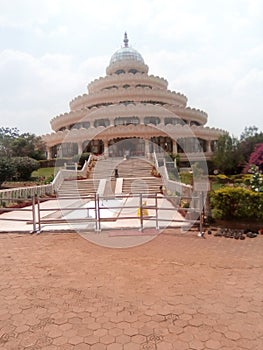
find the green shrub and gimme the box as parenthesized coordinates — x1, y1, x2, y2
(44, 174, 54, 184)
(179, 172, 192, 185)
(210, 187, 263, 220)
(242, 174, 252, 186)
(0, 157, 15, 186)
(215, 174, 230, 184)
(11, 157, 40, 181)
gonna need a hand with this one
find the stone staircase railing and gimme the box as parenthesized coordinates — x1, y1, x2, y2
(153, 151, 192, 198)
(0, 154, 94, 202)
(0, 184, 53, 202)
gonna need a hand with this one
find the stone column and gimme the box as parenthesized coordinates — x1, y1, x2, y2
(57, 145, 63, 158)
(104, 139, 109, 158)
(145, 138, 150, 159)
(77, 141, 83, 155)
(172, 140, 178, 154)
(207, 140, 212, 153)
(47, 147, 52, 160)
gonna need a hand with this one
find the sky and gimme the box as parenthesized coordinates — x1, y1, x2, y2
(0, 0, 262, 138)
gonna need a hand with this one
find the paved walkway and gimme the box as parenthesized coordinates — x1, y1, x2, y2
(0, 195, 187, 234)
(0, 231, 262, 349)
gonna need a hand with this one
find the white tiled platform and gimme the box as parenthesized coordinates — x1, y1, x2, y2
(0, 195, 187, 234)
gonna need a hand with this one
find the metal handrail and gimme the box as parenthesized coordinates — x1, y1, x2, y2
(34, 192, 203, 233)
(0, 192, 205, 234)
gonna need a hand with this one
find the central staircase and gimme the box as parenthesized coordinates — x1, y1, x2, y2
(57, 157, 163, 197)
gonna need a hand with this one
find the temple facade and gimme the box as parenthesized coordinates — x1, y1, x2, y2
(42, 33, 225, 162)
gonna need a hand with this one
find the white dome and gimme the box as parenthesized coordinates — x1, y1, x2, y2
(110, 47, 145, 65)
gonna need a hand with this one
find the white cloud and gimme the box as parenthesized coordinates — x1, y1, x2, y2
(0, 0, 262, 137)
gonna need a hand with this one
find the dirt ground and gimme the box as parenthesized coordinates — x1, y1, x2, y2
(0, 229, 263, 350)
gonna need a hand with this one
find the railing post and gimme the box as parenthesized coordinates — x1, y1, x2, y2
(199, 191, 204, 236)
(139, 194, 143, 231)
(37, 196, 41, 233)
(95, 193, 101, 232)
(32, 195, 37, 233)
(155, 193, 159, 230)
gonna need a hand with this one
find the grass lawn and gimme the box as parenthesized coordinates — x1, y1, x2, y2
(31, 167, 58, 179)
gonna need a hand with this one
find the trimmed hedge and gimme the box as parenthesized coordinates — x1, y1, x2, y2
(210, 187, 263, 220)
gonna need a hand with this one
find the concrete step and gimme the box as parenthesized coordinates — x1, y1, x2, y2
(58, 157, 160, 197)
(57, 179, 99, 197)
(122, 177, 162, 194)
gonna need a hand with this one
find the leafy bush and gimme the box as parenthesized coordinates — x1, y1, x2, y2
(210, 187, 263, 220)
(44, 174, 54, 184)
(250, 165, 263, 192)
(0, 157, 15, 186)
(11, 157, 40, 181)
(179, 172, 192, 185)
(232, 174, 251, 186)
(215, 174, 230, 184)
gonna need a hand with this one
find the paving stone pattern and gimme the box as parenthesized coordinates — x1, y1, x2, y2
(0, 231, 263, 349)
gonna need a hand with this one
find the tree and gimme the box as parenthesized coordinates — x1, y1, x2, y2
(0, 158, 15, 187)
(11, 133, 46, 160)
(0, 127, 19, 157)
(11, 157, 40, 181)
(238, 126, 263, 166)
(212, 134, 243, 174)
(0, 128, 46, 160)
(240, 125, 259, 140)
(248, 144, 263, 172)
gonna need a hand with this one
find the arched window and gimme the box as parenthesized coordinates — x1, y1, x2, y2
(103, 85, 118, 90)
(144, 117, 160, 125)
(94, 119, 110, 128)
(135, 84, 152, 89)
(164, 117, 184, 126)
(128, 69, 138, 74)
(120, 101, 135, 106)
(82, 122, 90, 129)
(116, 69, 125, 74)
(190, 121, 201, 126)
(70, 123, 82, 129)
(114, 117, 140, 126)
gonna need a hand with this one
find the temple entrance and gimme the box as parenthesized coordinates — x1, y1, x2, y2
(108, 137, 145, 157)
(150, 136, 173, 153)
(84, 140, 104, 155)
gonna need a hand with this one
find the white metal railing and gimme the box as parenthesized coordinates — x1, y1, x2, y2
(34, 192, 204, 233)
(0, 196, 38, 233)
(0, 192, 205, 234)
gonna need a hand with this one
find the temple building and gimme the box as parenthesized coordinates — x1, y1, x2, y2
(42, 33, 225, 162)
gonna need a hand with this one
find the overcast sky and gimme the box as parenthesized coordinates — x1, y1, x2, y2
(0, 0, 262, 138)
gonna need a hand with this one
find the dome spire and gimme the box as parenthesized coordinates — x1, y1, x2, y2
(123, 32, 129, 47)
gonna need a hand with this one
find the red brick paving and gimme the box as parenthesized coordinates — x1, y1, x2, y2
(0, 230, 263, 349)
